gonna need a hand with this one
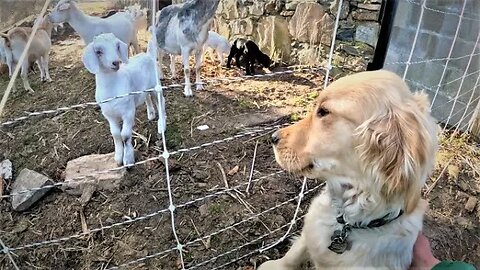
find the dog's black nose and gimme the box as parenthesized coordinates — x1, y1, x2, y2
(112, 61, 120, 68)
(271, 131, 280, 145)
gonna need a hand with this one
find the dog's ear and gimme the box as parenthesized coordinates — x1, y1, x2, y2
(356, 100, 436, 213)
(82, 42, 100, 74)
(117, 40, 129, 64)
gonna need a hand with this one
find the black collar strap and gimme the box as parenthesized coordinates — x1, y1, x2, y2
(328, 210, 404, 254)
(336, 210, 404, 229)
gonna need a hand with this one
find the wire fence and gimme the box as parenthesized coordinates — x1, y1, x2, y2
(384, 0, 480, 134)
(1, 0, 479, 269)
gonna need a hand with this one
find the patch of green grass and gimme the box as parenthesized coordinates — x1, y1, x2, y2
(237, 97, 257, 109)
(290, 113, 302, 122)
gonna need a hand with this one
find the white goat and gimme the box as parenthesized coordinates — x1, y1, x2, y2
(0, 37, 6, 66)
(154, 0, 220, 97)
(1, 15, 54, 92)
(82, 33, 165, 166)
(167, 31, 230, 77)
(126, 4, 148, 32)
(48, 0, 140, 53)
(204, 31, 231, 66)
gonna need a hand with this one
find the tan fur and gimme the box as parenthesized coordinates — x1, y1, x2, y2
(3, 15, 54, 92)
(261, 70, 438, 270)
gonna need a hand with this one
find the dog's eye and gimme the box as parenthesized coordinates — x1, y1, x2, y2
(95, 50, 102, 56)
(317, 107, 330, 117)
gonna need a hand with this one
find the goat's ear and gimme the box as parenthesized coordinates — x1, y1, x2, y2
(355, 104, 434, 213)
(58, 2, 70, 11)
(117, 40, 129, 64)
(82, 43, 100, 74)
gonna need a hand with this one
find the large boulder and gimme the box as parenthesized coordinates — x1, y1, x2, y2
(221, 0, 249, 19)
(254, 16, 292, 62)
(289, 2, 335, 45)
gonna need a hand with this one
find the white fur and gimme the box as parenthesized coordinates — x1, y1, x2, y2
(2, 16, 54, 92)
(166, 31, 230, 76)
(82, 33, 165, 166)
(49, 0, 139, 53)
(204, 31, 230, 66)
(154, 2, 216, 97)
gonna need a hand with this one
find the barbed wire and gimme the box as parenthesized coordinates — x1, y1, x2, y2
(105, 183, 321, 270)
(404, 0, 480, 22)
(1, 122, 291, 200)
(0, 66, 325, 128)
(385, 52, 480, 66)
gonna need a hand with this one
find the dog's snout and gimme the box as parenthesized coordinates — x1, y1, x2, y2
(272, 131, 280, 145)
(112, 61, 120, 68)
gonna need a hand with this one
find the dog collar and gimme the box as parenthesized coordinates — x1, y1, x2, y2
(328, 210, 404, 254)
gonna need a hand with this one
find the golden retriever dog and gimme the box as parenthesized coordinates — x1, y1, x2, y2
(259, 70, 438, 269)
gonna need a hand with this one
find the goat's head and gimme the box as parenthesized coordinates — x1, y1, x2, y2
(48, 0, 75, 23)
(259, 53, 272, 69)
(82, 33, 129, 74)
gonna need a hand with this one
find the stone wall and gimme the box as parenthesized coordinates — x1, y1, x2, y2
(212, 0, 383, 64)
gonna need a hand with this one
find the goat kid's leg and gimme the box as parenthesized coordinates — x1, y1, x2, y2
(121, 112, 136, 167)
(157, 51, 165, 80)
(217, 51, 225, 66)
(194, 49, 204, 91)
(226, 47, 237, 68)
(145, 93, 156, 121)
(43, 53, 52, 82)
(181, 49, 193, 97)
(21, 61, 34, 92)
(36, 60, 45, 82)
(152, 92, 167, 133)
(169, 55, 177, 78)
(258, 234, 308, 270)
(244, 55, 252, 76)
(106, 116, 124, 166)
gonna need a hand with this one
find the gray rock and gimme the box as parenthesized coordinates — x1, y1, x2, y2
(265, 0, 284, 14)
(465, 196, 478, 212)
(357, 3, 381, 11)
(230, 18, 255, 36)
(11, 169, 53, 212)
(249, 1, 265, 16)
(352, 9, 379, 21)
(330, 0, 350, 19)
(62, 153, 126, 196)
(337, 28, 355, 41)
(285, 0, 315, 11)
(355, 22, 380, 47)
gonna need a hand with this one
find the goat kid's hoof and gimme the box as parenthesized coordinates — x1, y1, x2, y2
(195, 84, 204, 91)
(148, 112, 156, 121)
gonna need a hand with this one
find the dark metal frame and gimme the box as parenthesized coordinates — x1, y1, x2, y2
(367, 0, 400, 71)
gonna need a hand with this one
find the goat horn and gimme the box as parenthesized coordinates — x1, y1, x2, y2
(0, 33, 8, 38)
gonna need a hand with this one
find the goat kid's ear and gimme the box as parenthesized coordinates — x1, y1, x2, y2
(118, 41, 129, 64)
(82, 43, 100, 74)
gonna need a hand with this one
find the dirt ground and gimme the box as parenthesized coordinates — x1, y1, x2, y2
(0, 9, 479, 270)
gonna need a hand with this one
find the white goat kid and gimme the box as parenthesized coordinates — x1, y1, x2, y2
(82, 33, 164, 167)
(167, 31, 230, 77)
(154, 0, 220, 97)
(49, 0, 140, 53)
(204, 31, 230, 66)
(1, 15, 54, 92)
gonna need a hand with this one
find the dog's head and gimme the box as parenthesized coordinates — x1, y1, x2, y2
(82, 33, 129, 74)
(272, 70, 438, 213)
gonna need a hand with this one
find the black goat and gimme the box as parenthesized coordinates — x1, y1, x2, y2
(227, 39, 272, 75)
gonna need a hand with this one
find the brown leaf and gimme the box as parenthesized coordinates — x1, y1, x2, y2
(228, 165, 239, 176)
